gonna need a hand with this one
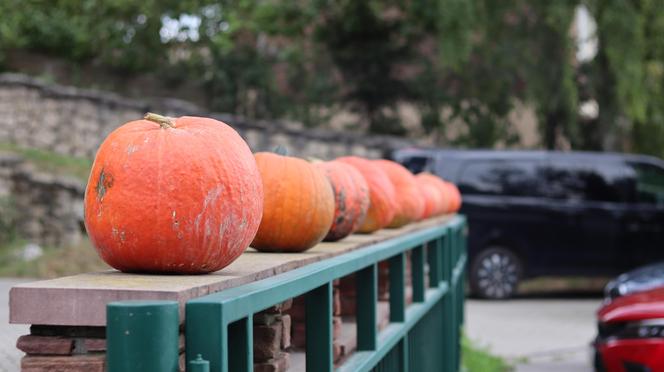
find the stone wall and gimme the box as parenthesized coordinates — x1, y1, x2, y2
(0, 154, 85, 247)
(0, 73, 412, 160)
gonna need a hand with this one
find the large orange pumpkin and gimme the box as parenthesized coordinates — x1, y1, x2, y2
(415, 172, 450, 216)
(315, 161, 370, 241)
(336, 156, 397, 233)
(374, 160, 425, 227)
(84, 113, 263, 274)
(252, 152, 335, 252)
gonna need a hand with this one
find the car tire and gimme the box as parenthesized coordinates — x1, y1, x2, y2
(593, 349, 605, 372)
(470, 247, 522, 299)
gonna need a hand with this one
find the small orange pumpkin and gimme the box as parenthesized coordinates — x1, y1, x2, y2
(374, 160, 425, 227)
(416, 179, 444, 219)
(84, 113, 263, 274)
(336, 156, 397, 233)
(444, 181, 463, 213)
(252, 152, 335, 252)
(416, 172, 450, 216)
(315, 161, 370, 241)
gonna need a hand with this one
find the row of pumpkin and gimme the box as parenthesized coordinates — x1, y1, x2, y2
(83, 113, 461, 275)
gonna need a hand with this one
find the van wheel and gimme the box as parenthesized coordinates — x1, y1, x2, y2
(470, 247, 522, 299)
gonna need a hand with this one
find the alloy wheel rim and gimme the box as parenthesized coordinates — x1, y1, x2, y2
(476, 252, 519, 298)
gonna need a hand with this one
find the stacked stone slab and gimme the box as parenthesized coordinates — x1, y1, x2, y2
(253, 300, 293, 372)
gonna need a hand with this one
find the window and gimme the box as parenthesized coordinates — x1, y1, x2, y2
(398, 156, 431, 174)
(458, 160, 547, 197)
(545, 160, 635, 203)
(632, 163, 664, 206)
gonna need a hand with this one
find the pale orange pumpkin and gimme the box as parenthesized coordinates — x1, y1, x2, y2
(336, 156, 397, 233)
(416, 179, 444, 219)
(252, 152, 335, 252)
(416, 172, 450, 216)
(444, 181, 463, 213)
(374, 160, 425, 227)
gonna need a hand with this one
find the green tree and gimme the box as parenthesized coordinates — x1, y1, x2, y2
(584, 0, 664, 158)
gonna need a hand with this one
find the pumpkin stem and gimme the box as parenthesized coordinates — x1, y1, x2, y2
(144, 112, 176, 129)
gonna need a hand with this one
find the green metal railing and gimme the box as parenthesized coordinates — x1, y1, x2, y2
(107, 215, 466, 372)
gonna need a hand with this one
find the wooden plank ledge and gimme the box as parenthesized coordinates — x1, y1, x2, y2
(10, 215, 454, 326)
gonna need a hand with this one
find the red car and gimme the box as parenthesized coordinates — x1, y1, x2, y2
(595, 286, 664, 372)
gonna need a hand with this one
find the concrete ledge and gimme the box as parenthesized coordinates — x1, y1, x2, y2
(10, 215, 453, 327)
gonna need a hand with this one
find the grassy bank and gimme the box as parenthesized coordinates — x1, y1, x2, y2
(462, 335, 512, 372)
(0, 142, 92, 181)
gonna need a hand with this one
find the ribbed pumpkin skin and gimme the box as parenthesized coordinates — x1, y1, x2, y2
(84, 116, 263, 274)
(315, 161, 370, 241)
(416, 179, 444, 219)
(374, 160, 425, 228)
(445, 181, 463, 212)
(416, 173, 450, 216)
(252, 153, 335, 252)
(336, 156, 396, 233)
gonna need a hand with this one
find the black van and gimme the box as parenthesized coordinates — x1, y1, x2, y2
(393, 149, 664, 299)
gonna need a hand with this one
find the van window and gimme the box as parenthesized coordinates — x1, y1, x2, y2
(545, 160, 635, 203)
(458, 160, 546, 197)
(400, 156, 431, 174)
(632, 163, 664, 206)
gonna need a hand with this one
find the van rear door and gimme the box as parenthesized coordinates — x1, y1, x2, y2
(543, 158, 633, 275)
(622, 161, 664, 268)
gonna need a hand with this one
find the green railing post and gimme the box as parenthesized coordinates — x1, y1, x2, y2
(427, 239, 441, 287)
(441, 229, 454, 372)
(400, 337, 410, 372)
(306, 282, 333, 372)
(389, 253, 406, 322)
(412, 245, 425, 302)
(189, 355, 210, 372)
(186, 301, 226, 372)
(356, 264, 377, 351)
(228, 315, 253, 372)
(107, 300, 179, 372)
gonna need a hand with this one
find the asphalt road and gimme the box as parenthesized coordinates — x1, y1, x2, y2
(465, 295, 603, 372)
(1, 278, 30, 372)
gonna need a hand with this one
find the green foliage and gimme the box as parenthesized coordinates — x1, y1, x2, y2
(314, 1, 415, 134)
(2, 0, 664, 154)
(583, 0, 664, 158)
(462, 334, 512, 372)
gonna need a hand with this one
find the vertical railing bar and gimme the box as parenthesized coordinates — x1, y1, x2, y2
(400, 337, 410, 372)
(186, 302, 227, 372)
(228, 315, 253, 372)
(427, 240, 441, 287)
(306, 282, 333, 372)
(389, 253, 406, 323)
(442, 227, 453, 372)
(412, 245, 425, 302)
(356, 264, 378, 351)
